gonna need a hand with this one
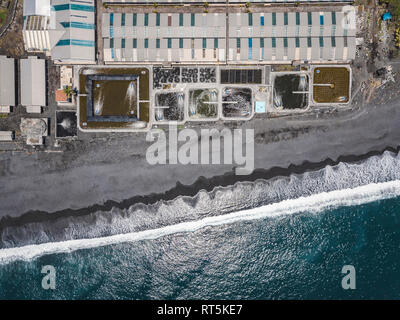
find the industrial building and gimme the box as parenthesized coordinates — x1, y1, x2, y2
(0, 131, 14, 141)
(102, 13, 227, 63)
(20, 56, 46, 113)
(23, 0, 96, 63)
(102, 9, 356, 64)
(0, 56, 15, 113)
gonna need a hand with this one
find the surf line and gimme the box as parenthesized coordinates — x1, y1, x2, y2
(1, 179, 400, 265)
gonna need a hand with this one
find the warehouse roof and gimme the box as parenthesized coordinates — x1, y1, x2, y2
(0, 56, 15, 107)
(20, 57, 46, 107)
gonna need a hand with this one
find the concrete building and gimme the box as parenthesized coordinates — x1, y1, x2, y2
(23, 0, 96, 63)
(20, 56, 46, 113)
(0, 56, 15, 113)
(102, 9, 356, 64)
(103, 13, 227, 63)
(0, 131, 14, 141)
(228, 11, 356, 63)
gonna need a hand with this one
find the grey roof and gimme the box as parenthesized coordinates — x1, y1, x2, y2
(0, 56, 15, 107)
(20, 57, 46, 107)
(23, 0, 51, 17)
(103, 10, 356, 63)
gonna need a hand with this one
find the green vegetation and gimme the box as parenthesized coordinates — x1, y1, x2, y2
(0, 8, 8, 26)
(381, 1, 400, 48)
(384, 0, 400, 22)
(63, 86, 75, 99)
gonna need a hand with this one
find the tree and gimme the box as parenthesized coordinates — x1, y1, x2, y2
(63, 86, 75, 99)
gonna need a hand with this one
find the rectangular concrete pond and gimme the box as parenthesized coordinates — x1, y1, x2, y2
(79, 67, 150, 130)
(188, 89, 218, 120)
(313, 67, 350, 104)
(273, 74, 309, 110)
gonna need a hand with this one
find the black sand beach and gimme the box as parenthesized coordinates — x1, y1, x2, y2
(1, 67, 400, 230)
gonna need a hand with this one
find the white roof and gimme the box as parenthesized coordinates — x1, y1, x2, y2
(0, 56, 15, 107)
(23, 0, 51, 17)
(20, 56, 46, 107)
(0, 131, 14, 141)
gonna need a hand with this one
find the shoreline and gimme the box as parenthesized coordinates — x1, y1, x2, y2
(2, 178, 400, 264)
(1, 144, 399, 230)
(1, 75, 400, 227)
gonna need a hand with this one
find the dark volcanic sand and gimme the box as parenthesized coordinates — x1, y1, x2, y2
(1, 79, 400, 225)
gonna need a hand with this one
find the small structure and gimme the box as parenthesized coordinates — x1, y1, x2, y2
(56, 66, 74, 105)
(0, 131, 14, 141)
(255, 101, 266, 113)
(0, 56, 15, 113)
(56, 111, 77, 138)
(20, 118, 48, 145)
(56, 89, 68, 103)
(60, 65, 73, 88)
(20, 56, 46, 113)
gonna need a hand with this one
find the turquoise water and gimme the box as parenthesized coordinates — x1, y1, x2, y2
(1, 195, 399, 300)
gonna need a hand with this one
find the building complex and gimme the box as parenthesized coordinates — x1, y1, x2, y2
(0, 0, 359, 142)
(103, 10, 356, 64)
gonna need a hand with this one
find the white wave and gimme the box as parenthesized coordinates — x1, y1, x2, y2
(1, 179, 400, 265)
(3, 151, 400, 248)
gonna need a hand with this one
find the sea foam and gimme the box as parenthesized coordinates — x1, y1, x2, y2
(1, 179, 400, 264)
(3, 151, 400, 250)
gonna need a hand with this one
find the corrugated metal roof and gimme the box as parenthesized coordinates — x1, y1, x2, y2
(0, 56, 15, 107)
(20, 57, 46, 107)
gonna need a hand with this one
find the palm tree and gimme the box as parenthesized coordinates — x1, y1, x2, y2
(63, 86, 75, 100)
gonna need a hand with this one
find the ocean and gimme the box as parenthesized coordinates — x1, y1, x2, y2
(1, 152, 400, 299)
